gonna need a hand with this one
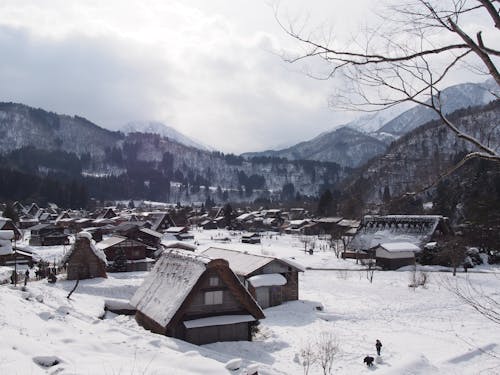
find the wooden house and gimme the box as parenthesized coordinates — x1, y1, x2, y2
(0, 218, 22, 241)
(131, 250, 264, 345)
(202, 247, 304, 309)
(61, 232, 107, 280)
(150, 213, 176, 232)
(29, 224, 69, 246)
(96, 235, 153, 272)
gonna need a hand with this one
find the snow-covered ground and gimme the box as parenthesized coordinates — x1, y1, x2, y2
(1, 229, 499, 374)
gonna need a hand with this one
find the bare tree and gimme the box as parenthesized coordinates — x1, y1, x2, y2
(366, 259, 376, 283)
(298, 341, 317, 375)
(443, 274, 500, 325)
(277, 0, 500, 188)
(315, 332, 339, 375)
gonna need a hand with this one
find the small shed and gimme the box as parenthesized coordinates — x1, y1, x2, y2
(131, 250, 264, 345)
(61, 232, 107, 280)
(374, 242, 421, 270)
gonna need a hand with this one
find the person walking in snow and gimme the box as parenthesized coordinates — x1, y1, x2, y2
(376, 339, 382, 356)
(364, 355, 374, 367)
(24, 269, 30, 286)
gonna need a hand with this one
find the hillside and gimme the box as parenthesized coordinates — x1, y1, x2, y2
(0, 102, 123, 159)
(0, 103, 348, 205)
(339, 101, 500, 218)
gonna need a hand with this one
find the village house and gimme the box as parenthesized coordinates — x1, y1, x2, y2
(149, 212, 176, 233)
(241, 233, 261, 244)
(131, 250, 265, 345)
(202, 247, 305, 309)
(96, 235, 154, 272)
(0, 235, 40, 268)
(349, 215, 452, 252)
(61, 232, 107, 280)
(0, 218, 22, 241)
(28, 223, 70, 246)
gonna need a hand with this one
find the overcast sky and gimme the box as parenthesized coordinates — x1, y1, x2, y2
(0, 1, 494, 153)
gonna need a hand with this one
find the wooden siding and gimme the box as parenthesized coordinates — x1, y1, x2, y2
(66, 239, 107, 280)
(185, 322, 251, 345)
(184, 270, 248, 319)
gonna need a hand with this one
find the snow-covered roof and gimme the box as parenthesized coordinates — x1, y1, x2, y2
(61, 232, 108, 265)
(202, 248, 272, 276)
(161, 240, 197, 251)
(247, 273, 287, 288)
(378, 242, 421, 253)
(202, 247, 304, 276)
(130, 250, 211, 327)
(0, 230, 14, 240)
(0, 239, 13, 255)
(165, 226, 187, 233)
(139, 227, 163, 238)
(96, 236, 126, 250)
(236, 213, 254, 221)
(350, 215, 446, 251)
(183, 314, 256, 329)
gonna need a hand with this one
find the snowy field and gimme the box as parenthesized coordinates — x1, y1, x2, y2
(1, 230, 500, 374)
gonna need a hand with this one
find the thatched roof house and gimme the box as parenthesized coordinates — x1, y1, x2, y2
(61, 232, 107, 280)
(131, 250, 264, 345)
(349, 215, 452, 251)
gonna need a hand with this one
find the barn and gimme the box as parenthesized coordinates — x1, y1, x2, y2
(202, 247, 304, 309)
(61, 232, 107, 280)
(131, 250, 264, 345)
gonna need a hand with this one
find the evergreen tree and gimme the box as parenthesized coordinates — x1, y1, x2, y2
(2, 201, 19, 223)
(317, 189, 333, 216)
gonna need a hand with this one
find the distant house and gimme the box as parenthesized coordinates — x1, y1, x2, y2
(373, 242, 421, 270)
(0, 218, 22, 241)
(96, 235, 153, 272)
(165, 226, 193, 240)
(150, 213, 176, 233)
(349, 215, 452, 252)
(241, 233, 261, 244)
(201, 220, 218, 230)
(29, 224, 69, 246)
(97, 207, 117, 220)
(202, 247, 305, 309)
(61, 232, 107, 280)
(131, 250, 264, 345)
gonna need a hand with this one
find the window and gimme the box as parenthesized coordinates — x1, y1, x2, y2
(204, 290, 223, 305)
(209, 276, 219, 286)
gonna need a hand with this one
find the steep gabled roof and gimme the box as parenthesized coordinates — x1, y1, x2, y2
(130, 250, 264, 329)
(61, 232, 107, 265)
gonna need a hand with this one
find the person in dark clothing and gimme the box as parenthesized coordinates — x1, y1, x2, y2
(364, 355, 374, 367)
(376, 339, 382, 355)
(24, 269, 30, 286)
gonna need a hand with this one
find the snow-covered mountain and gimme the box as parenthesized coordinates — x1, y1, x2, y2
(243, 126, 387, 168)
(341, 100, 500, 214)
(376, 80, 498, 136)
(0, 102, 348, 203)
(244, 80, 498, 168)
(121, 121, 210, 151)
